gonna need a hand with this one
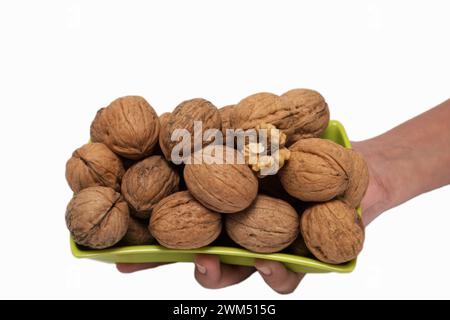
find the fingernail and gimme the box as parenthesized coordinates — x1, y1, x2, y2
(257, 266, 272, 276)
(196, 263, 207, 275)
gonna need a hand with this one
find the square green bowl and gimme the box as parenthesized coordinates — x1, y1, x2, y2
(70, 120, 358, 273)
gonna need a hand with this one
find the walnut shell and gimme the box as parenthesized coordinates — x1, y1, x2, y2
(279, 138, 352, 202)
(219, 104, 235, 136)
(281, 89, 330, 143)
(159, 98, 221, 161)
(229, 90, 329, 144)
(90, 96, 160, 160)
(288, 233, 313, 257)
(184, 145, 258, 213)
(120, 156, 138, 171)
(157, 112, 171, 157)
(149, 191, 222, 249)
(122, 217, 154, 245)
(225, 195, 299, 253)
(65, 143, 125, 193)
(301, 200, 364, 264)
(140, 113, 171, 158)
(258, 174, 301, 208)
(340, 149, 370, 208)
(66, 186, 129, 249)
(121, 155, 179, 219)
(230, 92, 292, 132)
(159, 112, 171, 126)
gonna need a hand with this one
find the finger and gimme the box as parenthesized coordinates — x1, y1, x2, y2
(116, 262, 169, 273)
(194, 254, 255, 289)
(255, 259, 305, 294)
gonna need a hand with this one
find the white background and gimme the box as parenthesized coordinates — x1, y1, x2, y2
(0, 0, 449, 299)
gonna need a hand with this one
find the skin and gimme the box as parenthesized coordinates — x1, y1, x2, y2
(117, 99, 450, 294)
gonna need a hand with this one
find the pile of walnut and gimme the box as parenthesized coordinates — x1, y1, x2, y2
(65, 89, 369, 265)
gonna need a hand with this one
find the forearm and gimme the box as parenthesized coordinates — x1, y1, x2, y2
(353, 99, 450, 225)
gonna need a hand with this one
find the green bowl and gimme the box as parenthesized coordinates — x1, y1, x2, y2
(70, 120, 358, 273)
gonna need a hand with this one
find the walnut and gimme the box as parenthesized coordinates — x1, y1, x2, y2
(225, 195, 299, 253)
(253, 122, 287, 150)
(229, 90, 329, 145)
(340, 149, 370, 208)
(138, 112, 171, 159)
(121, 155, 179, 219)
(121, 217, 154, 246)
(211, 229, 238, 247)
(65, 143, 125, 193)
(120, 156, 138, 171)
(159, 98, 221, 161)
(219, 104, 235, 136)
(281, 88, 330, 143)
(90, 96, 160, 160)
(66, 186, 129, 249)
(301, 200, 364, 264)
(288, 234, 313, 257)
(184, 145, 258, 213)
(149, 191, 222, 249)
(279, 138, 352, 202)
(155, 112, 172, 157)
(243, 123, 291, 176)
(258, 174, 301, 208)
(159, 112, 171, 128)
(230, 92, 292, 132)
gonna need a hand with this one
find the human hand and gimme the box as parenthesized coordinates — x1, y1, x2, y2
(116, 256, 305, 294)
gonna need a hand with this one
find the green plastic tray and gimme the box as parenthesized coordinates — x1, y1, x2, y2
(70, 120, 358, 273)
